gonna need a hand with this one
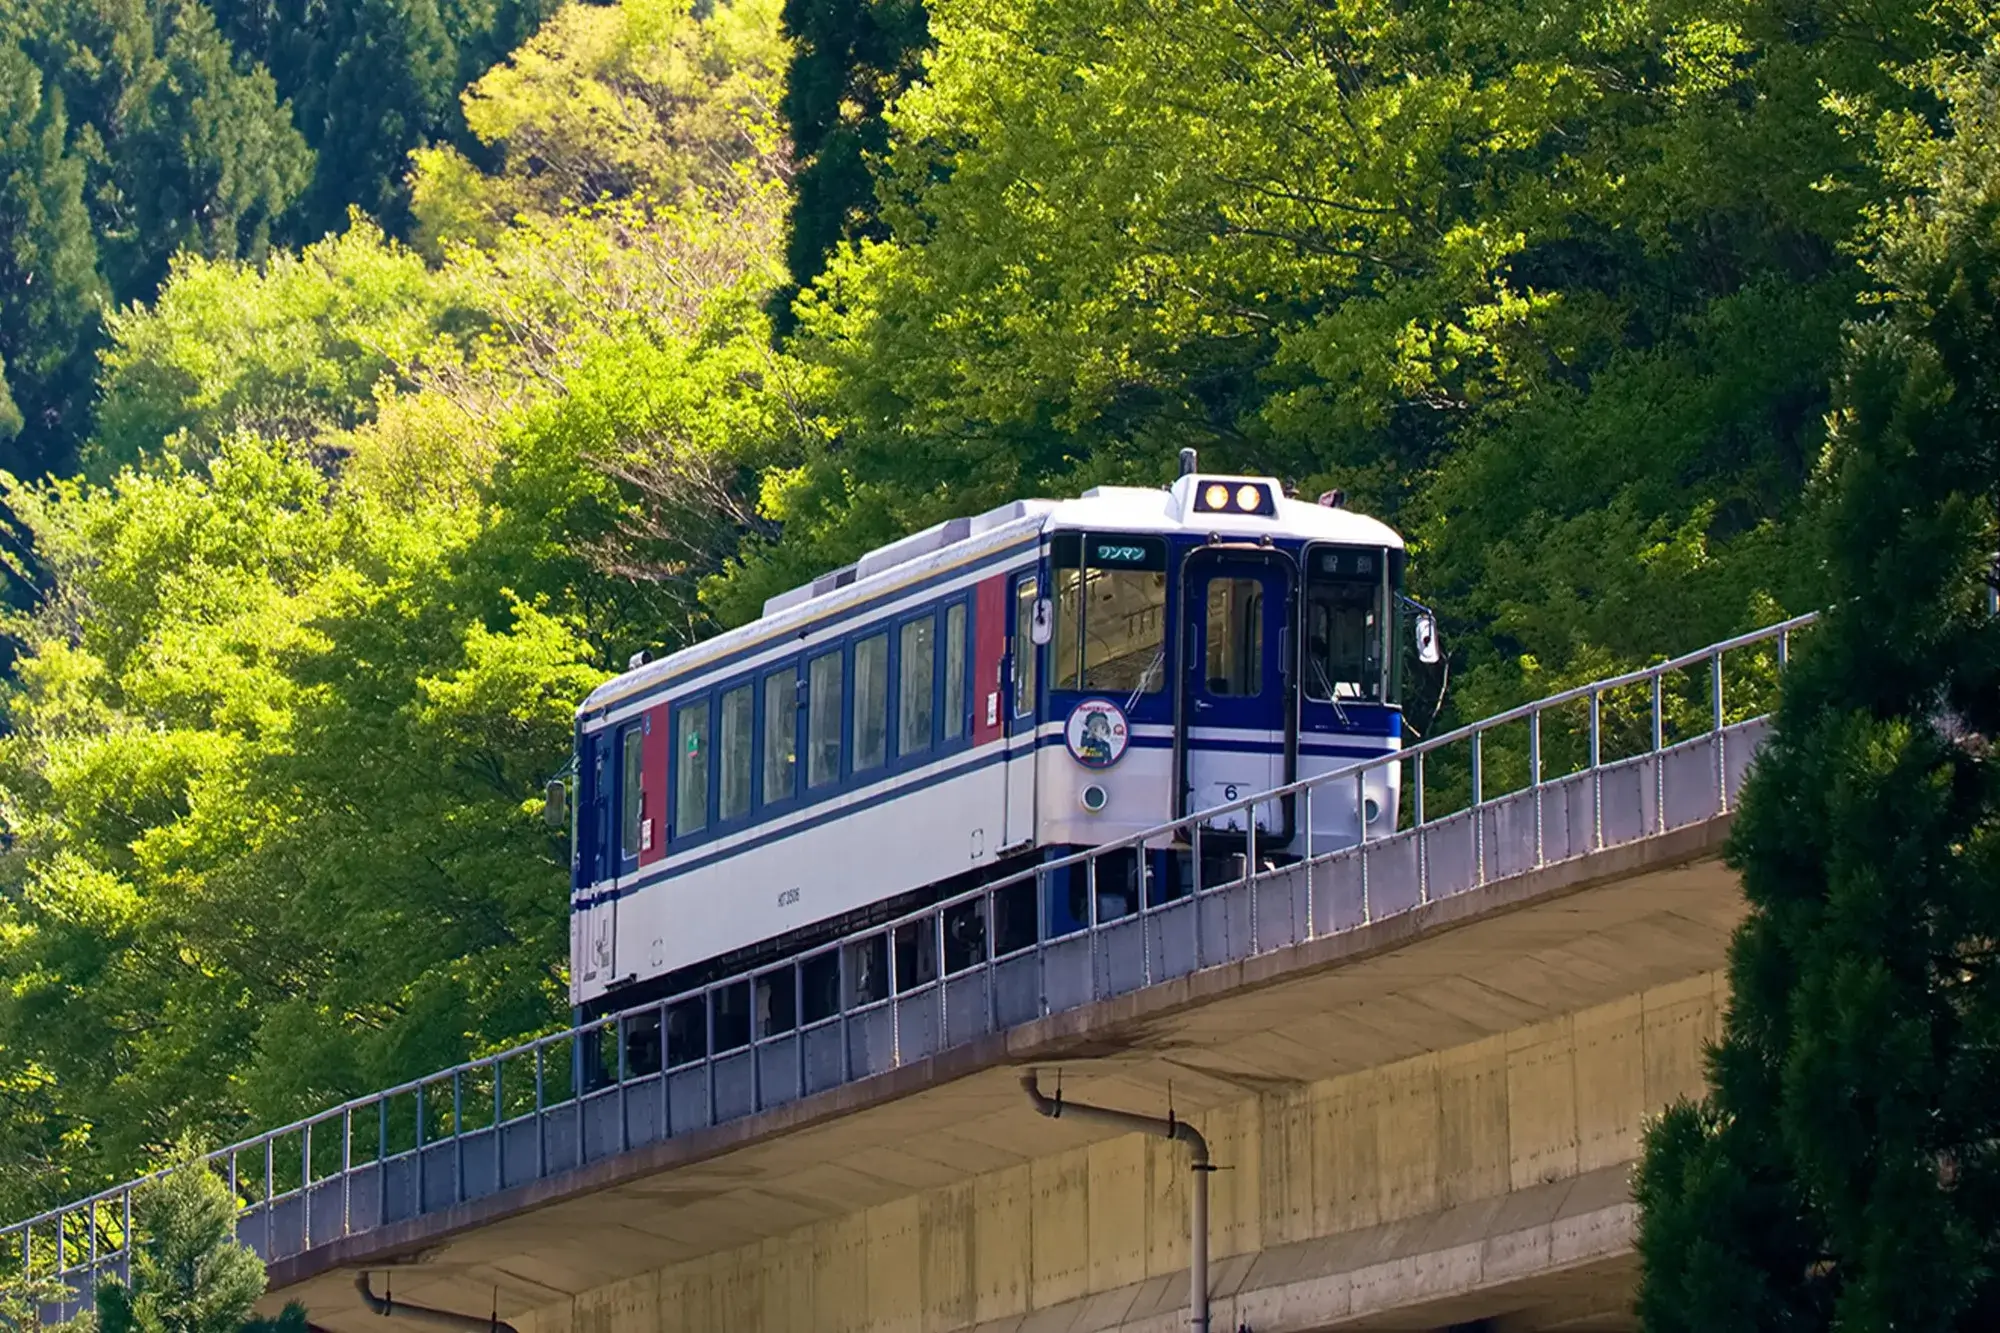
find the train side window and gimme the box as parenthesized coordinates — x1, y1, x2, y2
(674, 700, 709, 836)
(619, 723, 644, 864)
(1304, 547, 1387, 702)
(762, 666, 797, 803)
(1052, 564, 1083, 690)
(807, 651, 842, 787)
(588, 736, 610, 882)
(898, 616, 935, 758)
(1012, 575, 1038, 715)
(854, 632, 889, 771)
(718, 682, 753, 822)
(1205, 578, 1265, 696)
(943, 602, 967, 741)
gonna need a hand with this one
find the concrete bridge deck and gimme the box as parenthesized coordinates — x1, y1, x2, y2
(269, 815, 1738, 1333)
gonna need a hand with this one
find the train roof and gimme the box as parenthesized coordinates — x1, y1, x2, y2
(579, 474, 1403, 720)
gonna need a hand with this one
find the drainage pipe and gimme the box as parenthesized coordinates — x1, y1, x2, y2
(1022, 1072, 1209, 1333)
(355, 1273, 519, 1333)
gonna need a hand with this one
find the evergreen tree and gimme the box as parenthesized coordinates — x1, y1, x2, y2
(96, 1151, 305, 1333)
(1634, 46, 2000, 1333)
(117, 0, 313, 294)
(773, 0, 928, 330)
(0, 44, 105, 480)
(10, 0, 312, 304)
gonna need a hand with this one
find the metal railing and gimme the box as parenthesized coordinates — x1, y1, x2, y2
(0, 613, 1815, 1314)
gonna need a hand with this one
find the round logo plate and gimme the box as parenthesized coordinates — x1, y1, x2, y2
(1064, 699, 1130, 770)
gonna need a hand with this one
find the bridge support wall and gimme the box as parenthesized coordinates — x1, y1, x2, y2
(521, 972, 1720, 1333)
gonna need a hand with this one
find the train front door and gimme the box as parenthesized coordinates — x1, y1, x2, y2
(1181, 554, 1294, 839)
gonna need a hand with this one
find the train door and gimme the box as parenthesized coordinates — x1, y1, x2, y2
(1180, 554, 1294, 838)
(573, 731, 617, 994)
(1001, 569, 1040, 850)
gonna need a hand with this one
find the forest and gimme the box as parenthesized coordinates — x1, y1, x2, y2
(2, 0, 1999, 1324)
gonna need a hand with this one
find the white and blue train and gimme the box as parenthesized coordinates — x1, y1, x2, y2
(566, 453, 1436, 1047)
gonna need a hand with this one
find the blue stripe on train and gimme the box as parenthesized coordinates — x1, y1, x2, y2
(574, 731, 1399, 907)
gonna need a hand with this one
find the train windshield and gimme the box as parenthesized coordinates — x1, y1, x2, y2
(1050, 534, 1169, 694)
(1304, 545, 1391, 704)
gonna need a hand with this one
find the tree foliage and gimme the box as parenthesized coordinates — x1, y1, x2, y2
(1635, 39, 2000, 1332)
(772, 0, 927, 328)
(0, 0, 804, 1222)
(0, 44, 103, 480)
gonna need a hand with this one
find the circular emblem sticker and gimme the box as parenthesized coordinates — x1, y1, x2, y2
(1065, 699, 1129, 770)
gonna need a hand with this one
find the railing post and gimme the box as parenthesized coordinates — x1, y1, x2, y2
(1140, 852, 1154, 986)
(1035, 862, 1051, 1018)
(1528, 707, 1543, 867)
(1712, 650, 1727, 811)
(1356, 765, 1369, 924)
(377, 1100, 387, 1227)
(1651, 672, 1665, 834)
(660, 1002, 674, 1139)
(705, 994, 718, 1128)
(1414, 749, 1428, 904)
(452, 1070, 464, 1204)
(534, 1043, 547, 1179)
(263, 1136, 274, 1256)
(795, 962, 808, 1099)
(985, 892, 1000, 1033)
(1471, 729, 1485, 885)
(1246, 809, 1260, 951)
(120, 1188, 130, 1284)
(888, 927, 902, 1065)
(341, 1107, 352, 1238)
(413, 1083, 424, 1214)
(1589, 688, 1603, 851)
(1190, 824, 1205, 967)
(1302, 783, 1315, 938)
(493, 1060, 504, 1193)
(935, 910, 950, 1041)
(1087, 853, 1101, 999)
(619, 1016, 631, 1151)
(302, 1120, 313, 1249)
(840, 948, 854, 1085)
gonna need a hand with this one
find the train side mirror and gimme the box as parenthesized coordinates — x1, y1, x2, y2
(1413, 612, 1441, 666)
(543, 778, 568, 828)
(1030, 597, 1054, 646)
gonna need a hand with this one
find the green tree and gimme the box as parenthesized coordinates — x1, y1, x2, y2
(772, 0, 928, 329)
(114, 0, 313, 295)
(1634, 40, 2000, 1332)
(410, 0, 789, 251)
(0, 44, 105, 481)
(97, 1149, 303, 1333)
(2, 0, 310, 480)
(716, 0, 1975, 695)
(205, 0, 563, 241)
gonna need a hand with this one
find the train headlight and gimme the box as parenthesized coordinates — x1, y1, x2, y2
(1363, 796, 1384, 825)
(1193, 478, 1276, 516)
(1081, 783, 1109, 814)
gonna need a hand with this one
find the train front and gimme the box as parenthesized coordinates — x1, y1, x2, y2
(1031, 468, 1419, 914)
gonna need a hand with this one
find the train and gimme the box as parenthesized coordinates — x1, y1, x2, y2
(563, 451, 1437, 1046)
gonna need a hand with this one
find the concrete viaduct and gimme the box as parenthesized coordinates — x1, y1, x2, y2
(266, 815, 1739, 1333)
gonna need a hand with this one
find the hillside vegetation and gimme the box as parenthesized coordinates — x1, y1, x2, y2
(0, 0, 1993, 1263)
